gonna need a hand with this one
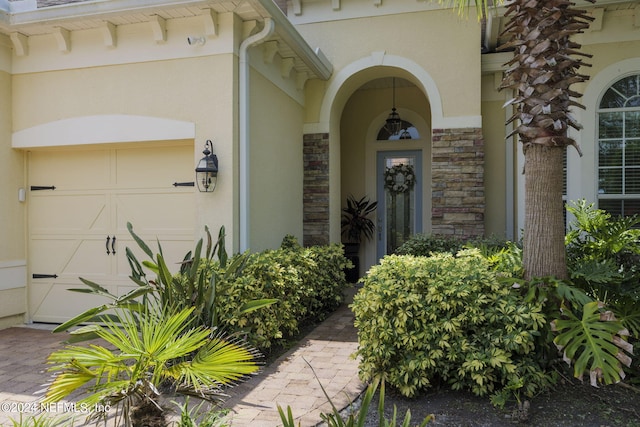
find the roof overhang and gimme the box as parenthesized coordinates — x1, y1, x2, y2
(482, 0, 639, 56)
(0, 0, 332, 80)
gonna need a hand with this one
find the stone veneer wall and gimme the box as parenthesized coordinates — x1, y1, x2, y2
(431, 127, 485, 238)
(303, 133, 330, 246)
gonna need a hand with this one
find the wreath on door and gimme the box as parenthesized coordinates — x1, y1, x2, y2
(384, 164, 416, 195)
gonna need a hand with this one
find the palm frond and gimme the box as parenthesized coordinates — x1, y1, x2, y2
(174, 334, 261, 387)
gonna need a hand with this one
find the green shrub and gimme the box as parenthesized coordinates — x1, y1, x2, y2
(563, 200, 640, 383)
(351, 250, 550, 399)
(395, 234, 510, 257)
(566, 200, 640, 308)
(215, 249, 306, 349)
(276, 235, 348, 320)
(210, 237, 350, 350)
(296, 241, 351, 319)
(394, 234, 465, 256)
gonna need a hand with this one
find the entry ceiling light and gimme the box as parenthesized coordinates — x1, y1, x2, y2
(196, 140, 218, 192)
(385, 77, 403, 136)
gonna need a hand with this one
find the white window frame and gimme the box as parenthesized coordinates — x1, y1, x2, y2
(570, 59, 640, 220)
(596, 74, 640, 216)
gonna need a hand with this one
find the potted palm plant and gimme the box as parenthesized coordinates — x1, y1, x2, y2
(341, 195, 377, 282)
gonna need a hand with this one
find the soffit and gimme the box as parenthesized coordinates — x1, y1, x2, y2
(6, 0, 259, 35)
(483, 0, 640, 54)
(2, 0, 331, 80)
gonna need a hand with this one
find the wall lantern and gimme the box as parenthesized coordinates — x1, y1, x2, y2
(196, 140, 218, 192)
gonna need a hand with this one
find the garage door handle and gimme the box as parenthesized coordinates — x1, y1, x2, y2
(111, 236, 116, 255)
(106, 236, 111, 255)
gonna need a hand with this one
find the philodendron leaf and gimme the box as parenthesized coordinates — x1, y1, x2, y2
(551, 301, 633, 387)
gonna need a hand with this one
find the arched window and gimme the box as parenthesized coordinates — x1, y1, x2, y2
(597, 74, 640, 216)
(376, 120, 420, 141)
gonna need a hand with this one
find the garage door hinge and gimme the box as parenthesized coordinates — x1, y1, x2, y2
(30, 185, 56, 191)
(173, 182, 195, 187)
(32, 273, 58, 279)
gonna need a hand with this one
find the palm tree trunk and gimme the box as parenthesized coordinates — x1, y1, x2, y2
(523, 145, 567, 280)
(498, 0, 595, 280)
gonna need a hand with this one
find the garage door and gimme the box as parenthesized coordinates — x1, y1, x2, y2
(28, 142, 196, 323)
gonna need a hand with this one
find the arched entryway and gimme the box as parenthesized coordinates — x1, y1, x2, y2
(301, 53, 485, 279)
(340, 74, 431, 275)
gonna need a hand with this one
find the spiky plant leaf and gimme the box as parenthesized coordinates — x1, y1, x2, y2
(551, 301, 633, 386)
(9, 413, 75, 427)
(52, 306, 108, 334)
(216, 225, 228, 267)
(68, 277, 111, 295)
(239, 299, 279, 314)
(277, 404, 298, 427)
(127, 222, 153, 258)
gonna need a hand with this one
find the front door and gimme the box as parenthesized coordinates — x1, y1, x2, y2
(376, 150, 422, 258)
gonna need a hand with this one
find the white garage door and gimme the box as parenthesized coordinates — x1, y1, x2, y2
(28, 142, 196, 323)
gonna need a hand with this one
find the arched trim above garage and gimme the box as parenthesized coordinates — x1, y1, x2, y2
(12, 115, 196, 148)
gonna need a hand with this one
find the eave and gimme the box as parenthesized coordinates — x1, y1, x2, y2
(0, 0, 332, 80)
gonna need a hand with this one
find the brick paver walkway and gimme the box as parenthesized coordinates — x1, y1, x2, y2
(224, 303, 364, 426)
(0, 300, 365, 426)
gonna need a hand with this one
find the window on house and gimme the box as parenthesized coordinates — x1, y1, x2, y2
(597, 74, 640, 217)
(376, 120, 420, 141)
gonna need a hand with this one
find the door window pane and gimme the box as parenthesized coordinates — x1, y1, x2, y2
(384, 158, 416, 254)
(377, 151, 422, 259)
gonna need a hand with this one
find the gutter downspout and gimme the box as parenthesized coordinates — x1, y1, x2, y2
(239, 17, 274, 252)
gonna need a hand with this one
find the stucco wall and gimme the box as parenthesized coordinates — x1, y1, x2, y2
(249, 68, 305, 251)
(481, 70, 508, 238)
(297, 8, 482, 123)
(12, 54, 237, 245)
(0, 36, 27, 324)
